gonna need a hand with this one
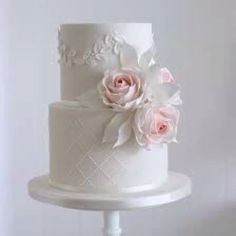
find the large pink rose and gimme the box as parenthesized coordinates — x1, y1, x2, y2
(133, 104, 179, 147)
(98, 68, 145, 111)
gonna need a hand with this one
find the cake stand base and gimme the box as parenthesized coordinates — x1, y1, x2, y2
(28, 172, 191, 236)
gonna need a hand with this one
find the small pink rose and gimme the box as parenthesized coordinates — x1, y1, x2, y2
(133, 104, 179, 147)
(98, 68, 145, 111)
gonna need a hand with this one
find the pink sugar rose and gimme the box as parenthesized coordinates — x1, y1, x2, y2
(98, 68, 145, 111)
(133, 104, 179, 147)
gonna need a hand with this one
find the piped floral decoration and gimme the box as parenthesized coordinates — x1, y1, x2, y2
(76, 35, 181, 149)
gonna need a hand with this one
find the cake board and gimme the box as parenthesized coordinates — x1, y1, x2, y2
(28, 171, 191, 236)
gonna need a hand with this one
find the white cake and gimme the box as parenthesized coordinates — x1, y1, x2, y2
(49, 23, 181, 193)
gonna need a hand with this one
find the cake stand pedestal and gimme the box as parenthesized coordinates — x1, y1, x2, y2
(28, 172, 191, 236)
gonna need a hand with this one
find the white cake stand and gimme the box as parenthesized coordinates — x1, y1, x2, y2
(28, 172, 191, 236)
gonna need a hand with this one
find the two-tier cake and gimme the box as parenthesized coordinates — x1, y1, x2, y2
(49, 23, 181, 194)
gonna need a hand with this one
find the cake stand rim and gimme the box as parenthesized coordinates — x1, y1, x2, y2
(28, 172, 191, 211)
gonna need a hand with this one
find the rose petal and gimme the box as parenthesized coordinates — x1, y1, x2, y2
(133, 104, 180, 146)
(106, 90, 126, 104)
(159, 106, 180, 125)
(118, 85, 136, 103)
(158, 68, 175, 84)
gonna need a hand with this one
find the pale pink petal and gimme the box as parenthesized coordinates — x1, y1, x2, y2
(158, 67, 175, 84)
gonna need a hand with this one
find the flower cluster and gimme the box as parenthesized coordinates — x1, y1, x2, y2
(77, 39, 181, 149)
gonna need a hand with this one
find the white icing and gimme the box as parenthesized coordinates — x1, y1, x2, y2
(49, 101, 168, 193)
(59, 23, 153, 100)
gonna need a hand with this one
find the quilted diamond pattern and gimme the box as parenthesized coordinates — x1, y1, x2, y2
(50, 103, 167, 192)
(62, 112, 127, 188)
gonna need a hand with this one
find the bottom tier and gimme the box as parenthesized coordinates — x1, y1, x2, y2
(49, 101, 168, 193)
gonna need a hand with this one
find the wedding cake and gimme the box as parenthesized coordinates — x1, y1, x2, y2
(49, 23, 181, 193)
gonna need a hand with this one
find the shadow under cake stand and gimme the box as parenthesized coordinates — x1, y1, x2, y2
(28, 172, 191, 236)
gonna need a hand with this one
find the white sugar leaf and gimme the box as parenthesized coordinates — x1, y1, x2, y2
(119, 42, 138, 67)
(167, 90, 182, 105)
(113, 115, 132, 148)
(161, 83, 178, 95)
(100, 45, 111, 53)
(105, 35, 111, 44)
(112, 32, 124, 44)
(83, 48, 91, 59)
(93, 41, 103, 53)
(95, 54, 104, 61)
(103, 113, 130, 144)
(75, 89, 103, 108)
(139, 43, 156, 69)
(69, 50, 76, 57)
(153, 83, 181, 104)
(146, 63, 160, 85)
(113, 43, 120, 55)
(133, 124, 147, 147)
(160, 83, 180, 101)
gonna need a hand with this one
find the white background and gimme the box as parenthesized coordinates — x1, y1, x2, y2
(1, 0, 236, 235)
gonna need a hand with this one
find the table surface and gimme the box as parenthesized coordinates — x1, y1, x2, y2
(28, 172, 191, 211)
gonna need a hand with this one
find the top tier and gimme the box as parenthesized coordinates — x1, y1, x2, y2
(58, 23, 153, 100)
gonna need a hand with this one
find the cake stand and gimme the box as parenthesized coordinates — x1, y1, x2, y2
(28, 172, 191, 236)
